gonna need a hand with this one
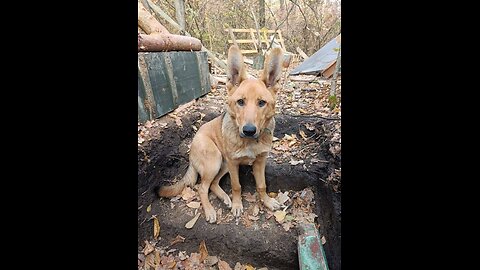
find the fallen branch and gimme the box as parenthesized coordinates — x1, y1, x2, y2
(296, 47, 309, 60)
(138, 2, 170, 34)
(138, 33, 202, 51)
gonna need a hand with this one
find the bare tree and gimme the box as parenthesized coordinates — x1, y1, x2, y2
(174, 0, 186, 32)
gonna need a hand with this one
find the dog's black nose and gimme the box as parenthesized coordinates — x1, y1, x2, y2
(242, 124, 257, 137)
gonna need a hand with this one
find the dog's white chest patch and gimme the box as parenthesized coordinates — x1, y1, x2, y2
(232, 144, 269, 165)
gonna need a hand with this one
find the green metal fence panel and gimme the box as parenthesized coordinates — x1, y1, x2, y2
(138, 51, 211, 123)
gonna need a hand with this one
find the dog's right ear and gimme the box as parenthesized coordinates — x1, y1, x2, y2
(226, 45, 247, 95)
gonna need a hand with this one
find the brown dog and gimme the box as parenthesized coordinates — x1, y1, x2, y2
(158, 45, 283, 223)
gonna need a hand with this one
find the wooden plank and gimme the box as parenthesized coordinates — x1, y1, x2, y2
(228, 28, 238, 46)
(322, 61, 337, 78)
(163, 53, 179, 105)
(195, 51, 211, 95)
(137, 68, 150, 123)
(228, 38, 283, 44)
(240, 49, 259, 54)
(296, 47, 309, 60)
(138, 51, 211, 120)
(227, 39, 259, 44)
(142, 53, 175, 117)
(138, 53, 156, 120)
(224, 28, 256, 33)
(170, 52, 200, 104)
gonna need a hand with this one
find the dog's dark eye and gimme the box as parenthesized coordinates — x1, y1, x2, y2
(258, 100, 266, 107)
(237, 99, 245, 106)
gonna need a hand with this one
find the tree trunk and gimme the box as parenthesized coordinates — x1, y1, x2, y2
(174, 0, 186, 32)
(138, 33, 202, 52)
(138, 2, 170, 35)
(259, 0, 265, 28)
(329, 46, 341, 109)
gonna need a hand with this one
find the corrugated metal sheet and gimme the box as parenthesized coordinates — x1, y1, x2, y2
(290, 34, 341, 76)
(138, 51, 211, 123)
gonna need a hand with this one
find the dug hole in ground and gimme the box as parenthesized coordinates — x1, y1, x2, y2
(138, 72, 341, 270)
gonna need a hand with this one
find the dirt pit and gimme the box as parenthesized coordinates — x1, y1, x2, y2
(138, 105, 341, 270)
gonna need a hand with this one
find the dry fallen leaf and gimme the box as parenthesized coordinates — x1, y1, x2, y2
(299, 130, 307, 140)
(144, 253, 156, 268)
(178, 251, 188, 261)
(170, 235, 186, 246)
(268, 192, 277, 198)
(321, 235, 326, 245)
(283, 134, 294, 141)
(234, 262, 243, 270)
(146, 204, 152, 213)
(304, 123, 315, 131)
(245, 264, 255, 270)
(153, 216, 160, 240)
(288, 139, 297, 147)
(199, 240, 209, 262)
(243, 192, 257, 203)
(252, 204, 259, 216)
(289, 159, 304, 165)
(181, 186, 196, 201)
(143, 240, 155, 256)
(186, 201, 201, 208)
(204, 255, 219, 266)
(218, 259, 233, 270)
(185, 212, 201, 229)
(272, 136, 279, 142)
(145, 121, 153, 128)
(276, 191, 290, 205)
(154, 250, 161, 266)
(282, 221, 293, 231)
(167, 260, 176, 269)
(216, 208, 223, 224)
(274, 210, 287, 223)
(248, 215, 260, 221)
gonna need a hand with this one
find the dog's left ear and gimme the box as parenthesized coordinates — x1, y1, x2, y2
(261, 48, 283, 95)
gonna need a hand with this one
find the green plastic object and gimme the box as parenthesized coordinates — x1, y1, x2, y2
(298, 223, 329, 270)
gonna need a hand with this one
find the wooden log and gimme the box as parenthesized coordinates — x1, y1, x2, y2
(138, 2, 170, 35)
(138, 33, 202, 52)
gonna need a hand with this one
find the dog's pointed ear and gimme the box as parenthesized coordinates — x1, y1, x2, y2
(261, 48, 283, 95)
(227, 45, 247, 95)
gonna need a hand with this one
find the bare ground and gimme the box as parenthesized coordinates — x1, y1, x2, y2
(138, 59, 341, 270)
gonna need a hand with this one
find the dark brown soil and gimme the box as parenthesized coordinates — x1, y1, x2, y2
(138, 107, 341, 270)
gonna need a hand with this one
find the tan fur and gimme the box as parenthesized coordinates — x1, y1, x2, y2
(159, 45, 284, 223)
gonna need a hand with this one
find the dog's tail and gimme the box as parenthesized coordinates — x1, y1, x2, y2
(158, 165, 198, 197)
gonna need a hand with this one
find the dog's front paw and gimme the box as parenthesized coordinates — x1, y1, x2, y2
(231, 201, 244, 217)
(222, 195, 232, 208)
(203, 206, 217, 223)
(262, 196, 282, 211)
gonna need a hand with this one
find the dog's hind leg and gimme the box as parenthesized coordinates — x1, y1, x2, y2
(210, 162, 232, 208)
(191, 136, 223, 223)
